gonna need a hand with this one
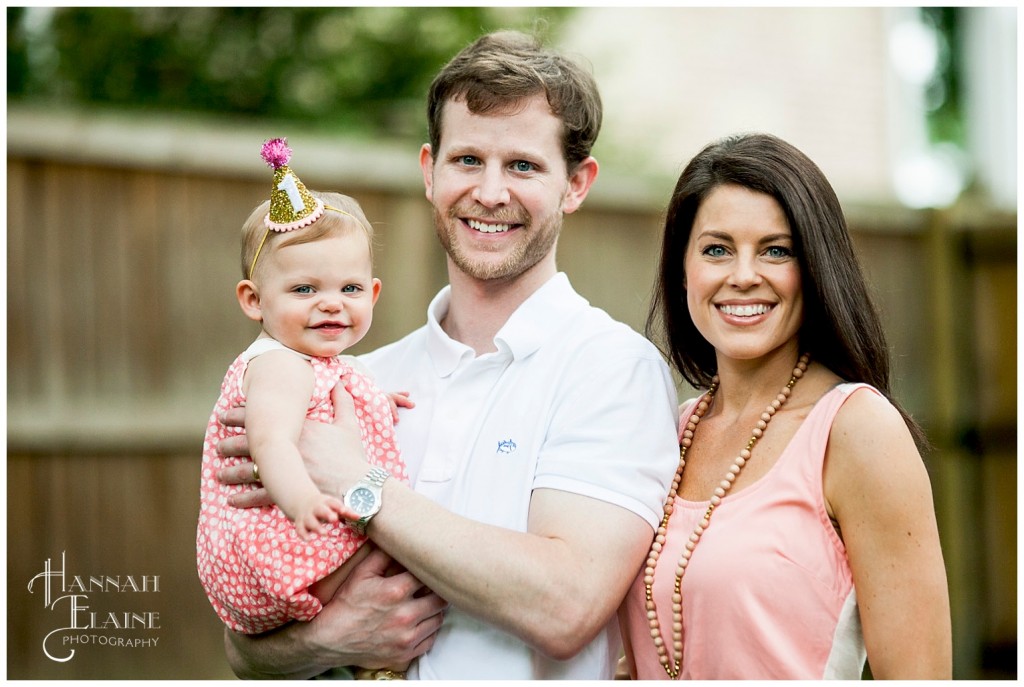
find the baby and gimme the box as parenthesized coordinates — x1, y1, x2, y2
(196, 139, 409, 679)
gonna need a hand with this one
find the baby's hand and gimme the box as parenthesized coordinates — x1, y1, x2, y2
(295, 495, 352, 540)
(386, 391, 415, 424)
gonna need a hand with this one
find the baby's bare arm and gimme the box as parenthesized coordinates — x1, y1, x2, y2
(243, 351, 348, 536)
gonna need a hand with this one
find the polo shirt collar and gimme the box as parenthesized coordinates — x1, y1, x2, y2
(425, 286, 469, 377)
(425, 272, 587, 377)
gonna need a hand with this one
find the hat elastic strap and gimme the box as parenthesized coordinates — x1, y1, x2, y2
(247, 204, 361, 280)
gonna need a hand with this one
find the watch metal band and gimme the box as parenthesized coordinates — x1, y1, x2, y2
(365, 466, 390, 487)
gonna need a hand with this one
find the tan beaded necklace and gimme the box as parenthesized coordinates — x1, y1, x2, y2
(644, 353, 811, 679)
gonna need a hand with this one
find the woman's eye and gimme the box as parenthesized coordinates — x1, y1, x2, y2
(765, 246, 793, 258)
(702, 245, 728, 257)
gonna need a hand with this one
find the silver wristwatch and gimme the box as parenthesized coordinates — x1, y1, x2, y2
(343, 466, 390, 535)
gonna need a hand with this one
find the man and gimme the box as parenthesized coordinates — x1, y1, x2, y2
(220, 30, 679, 679)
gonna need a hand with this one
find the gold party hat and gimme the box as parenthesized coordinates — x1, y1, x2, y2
(260, 137, 324, 232)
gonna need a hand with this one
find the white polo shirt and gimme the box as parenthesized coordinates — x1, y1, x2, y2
(359, 272, 679, 679)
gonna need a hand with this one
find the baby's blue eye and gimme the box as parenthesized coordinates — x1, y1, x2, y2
(342, 284, 362, 294)
(295, 285, 314, 294)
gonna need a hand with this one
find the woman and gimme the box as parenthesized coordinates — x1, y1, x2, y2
(619, 133, 951, 679)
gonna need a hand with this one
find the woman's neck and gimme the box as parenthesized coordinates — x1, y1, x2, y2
(710, 345, 804, 420)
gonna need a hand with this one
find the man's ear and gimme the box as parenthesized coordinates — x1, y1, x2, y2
(419, 144, 435, 203)
(236, 280, 263, 322)
(561, 156, 599, 215)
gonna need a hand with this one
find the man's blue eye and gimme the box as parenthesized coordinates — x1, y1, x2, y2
(513, 161, 533, 172)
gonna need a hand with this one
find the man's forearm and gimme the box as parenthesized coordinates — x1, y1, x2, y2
(224, 624, 330, 680)
(367, 482, 651, 660)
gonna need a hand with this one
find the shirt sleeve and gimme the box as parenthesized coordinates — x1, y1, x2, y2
(532, 340, 680, 530)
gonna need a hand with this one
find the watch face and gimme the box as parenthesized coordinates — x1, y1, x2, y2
(349, 487, 377, 515)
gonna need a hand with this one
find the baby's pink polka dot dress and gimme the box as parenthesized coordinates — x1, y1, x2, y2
(196, 341, 408, 634)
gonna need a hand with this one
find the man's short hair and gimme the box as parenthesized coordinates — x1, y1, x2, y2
(426, 30, 602, 171)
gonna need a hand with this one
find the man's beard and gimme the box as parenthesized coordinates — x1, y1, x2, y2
(433, 205, 561, 282)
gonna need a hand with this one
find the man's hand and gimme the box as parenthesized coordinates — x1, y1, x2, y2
(224, 547, 448, 678)
(214, 417, 272, 508)
(217, 385, 371, 505)
(293, 384, 371, 497)
(310, 548, 447, 668)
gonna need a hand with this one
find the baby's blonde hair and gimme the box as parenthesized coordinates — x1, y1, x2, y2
(240, 191, 375, 282)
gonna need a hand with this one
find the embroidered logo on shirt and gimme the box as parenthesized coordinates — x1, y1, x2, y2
(496, 439, 517, 455)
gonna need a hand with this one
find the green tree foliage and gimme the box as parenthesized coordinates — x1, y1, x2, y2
(920, 7, 965, 148)
(7, 7, 572, 138)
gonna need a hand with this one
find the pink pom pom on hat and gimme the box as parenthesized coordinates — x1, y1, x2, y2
(261, 137, 324, 232)
(261, 137, 292, 170)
